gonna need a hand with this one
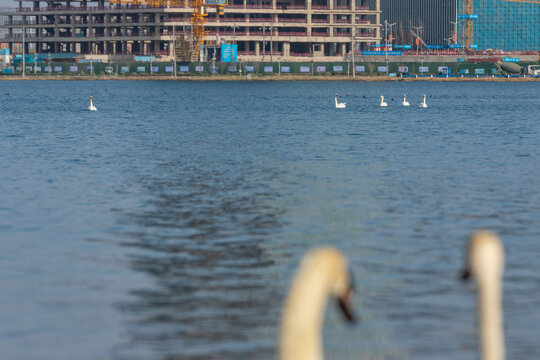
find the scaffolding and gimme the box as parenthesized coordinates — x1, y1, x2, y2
(459, 0, 540, 51)
(377, 0, 539, 51)
(176, 37, 198, 62)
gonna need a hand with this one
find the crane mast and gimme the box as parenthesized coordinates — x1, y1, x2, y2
(461, 0, 474, 51)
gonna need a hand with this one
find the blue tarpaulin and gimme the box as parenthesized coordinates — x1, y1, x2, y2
(13, 56, 43, 63)
(15, 53, 77, 59)
(221, 44, 238, 62)
(135, 56, 156, 62)
(362, 51, 402, 56)
(458, 14, 478, 19)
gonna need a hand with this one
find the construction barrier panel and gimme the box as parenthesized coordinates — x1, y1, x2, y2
(2, 61, 538, 77)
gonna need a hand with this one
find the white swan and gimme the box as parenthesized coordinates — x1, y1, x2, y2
(461, 231, 505, 360)
(88, 96, 97, 111)
(334, 94, 346, 108)
(380, 95, 388, 107)
(419, 94, 428, 108)
(402, 94, 410, 106)
(280, 247, 355, 360)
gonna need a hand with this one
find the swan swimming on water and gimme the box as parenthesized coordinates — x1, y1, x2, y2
(334, 94, 346, 108)
(380, 95, 388, 107)
(280, 247, 355, 360)
(419, 94, 428, 108)
(402, 94, 410, 106)
(461, 231, 505, 360)
(88, 96, 97, 111)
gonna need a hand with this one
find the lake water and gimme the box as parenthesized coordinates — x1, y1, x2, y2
(1, 80, 539, 360)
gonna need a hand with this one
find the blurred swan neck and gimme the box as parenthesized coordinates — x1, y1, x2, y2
(280, 249, 348, 360)
(281, 267, 328, 360)
(478, 274, 504, 360)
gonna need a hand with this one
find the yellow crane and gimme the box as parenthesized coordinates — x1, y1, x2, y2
(461, 0, 474, 50)
(109, 0, 227, 61)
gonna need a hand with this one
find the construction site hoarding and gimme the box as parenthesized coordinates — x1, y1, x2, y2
(4, 60, 538, 77)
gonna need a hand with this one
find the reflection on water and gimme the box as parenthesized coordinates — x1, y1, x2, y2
(117, 161, 285, 359)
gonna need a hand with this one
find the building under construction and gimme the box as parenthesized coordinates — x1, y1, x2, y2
(0, 0, 382, 62)
(379, 0, 539, 51)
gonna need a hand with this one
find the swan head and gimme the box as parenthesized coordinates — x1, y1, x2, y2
(461, 231, 504, 284)
(319, 249, 355, 322)
(90, 96, 93, 100)
(290, 247, 356, 321)
(280, 247, 356, 360)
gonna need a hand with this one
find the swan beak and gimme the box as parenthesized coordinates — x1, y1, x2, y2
(460, 269, 471, 281)
(337, 272, 356, 323)
(337, 287, 356, 323)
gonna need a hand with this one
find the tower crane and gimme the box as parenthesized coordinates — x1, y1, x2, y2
(109, 0, 227, 61)
(461, 0, 474, 50)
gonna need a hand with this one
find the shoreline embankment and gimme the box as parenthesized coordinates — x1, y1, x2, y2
(1, 75, 539, 81)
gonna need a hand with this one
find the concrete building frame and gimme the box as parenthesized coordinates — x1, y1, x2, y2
(0, 0, 382, 61)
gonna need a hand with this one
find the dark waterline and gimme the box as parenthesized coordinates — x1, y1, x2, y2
(1, 81, 539, 360)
